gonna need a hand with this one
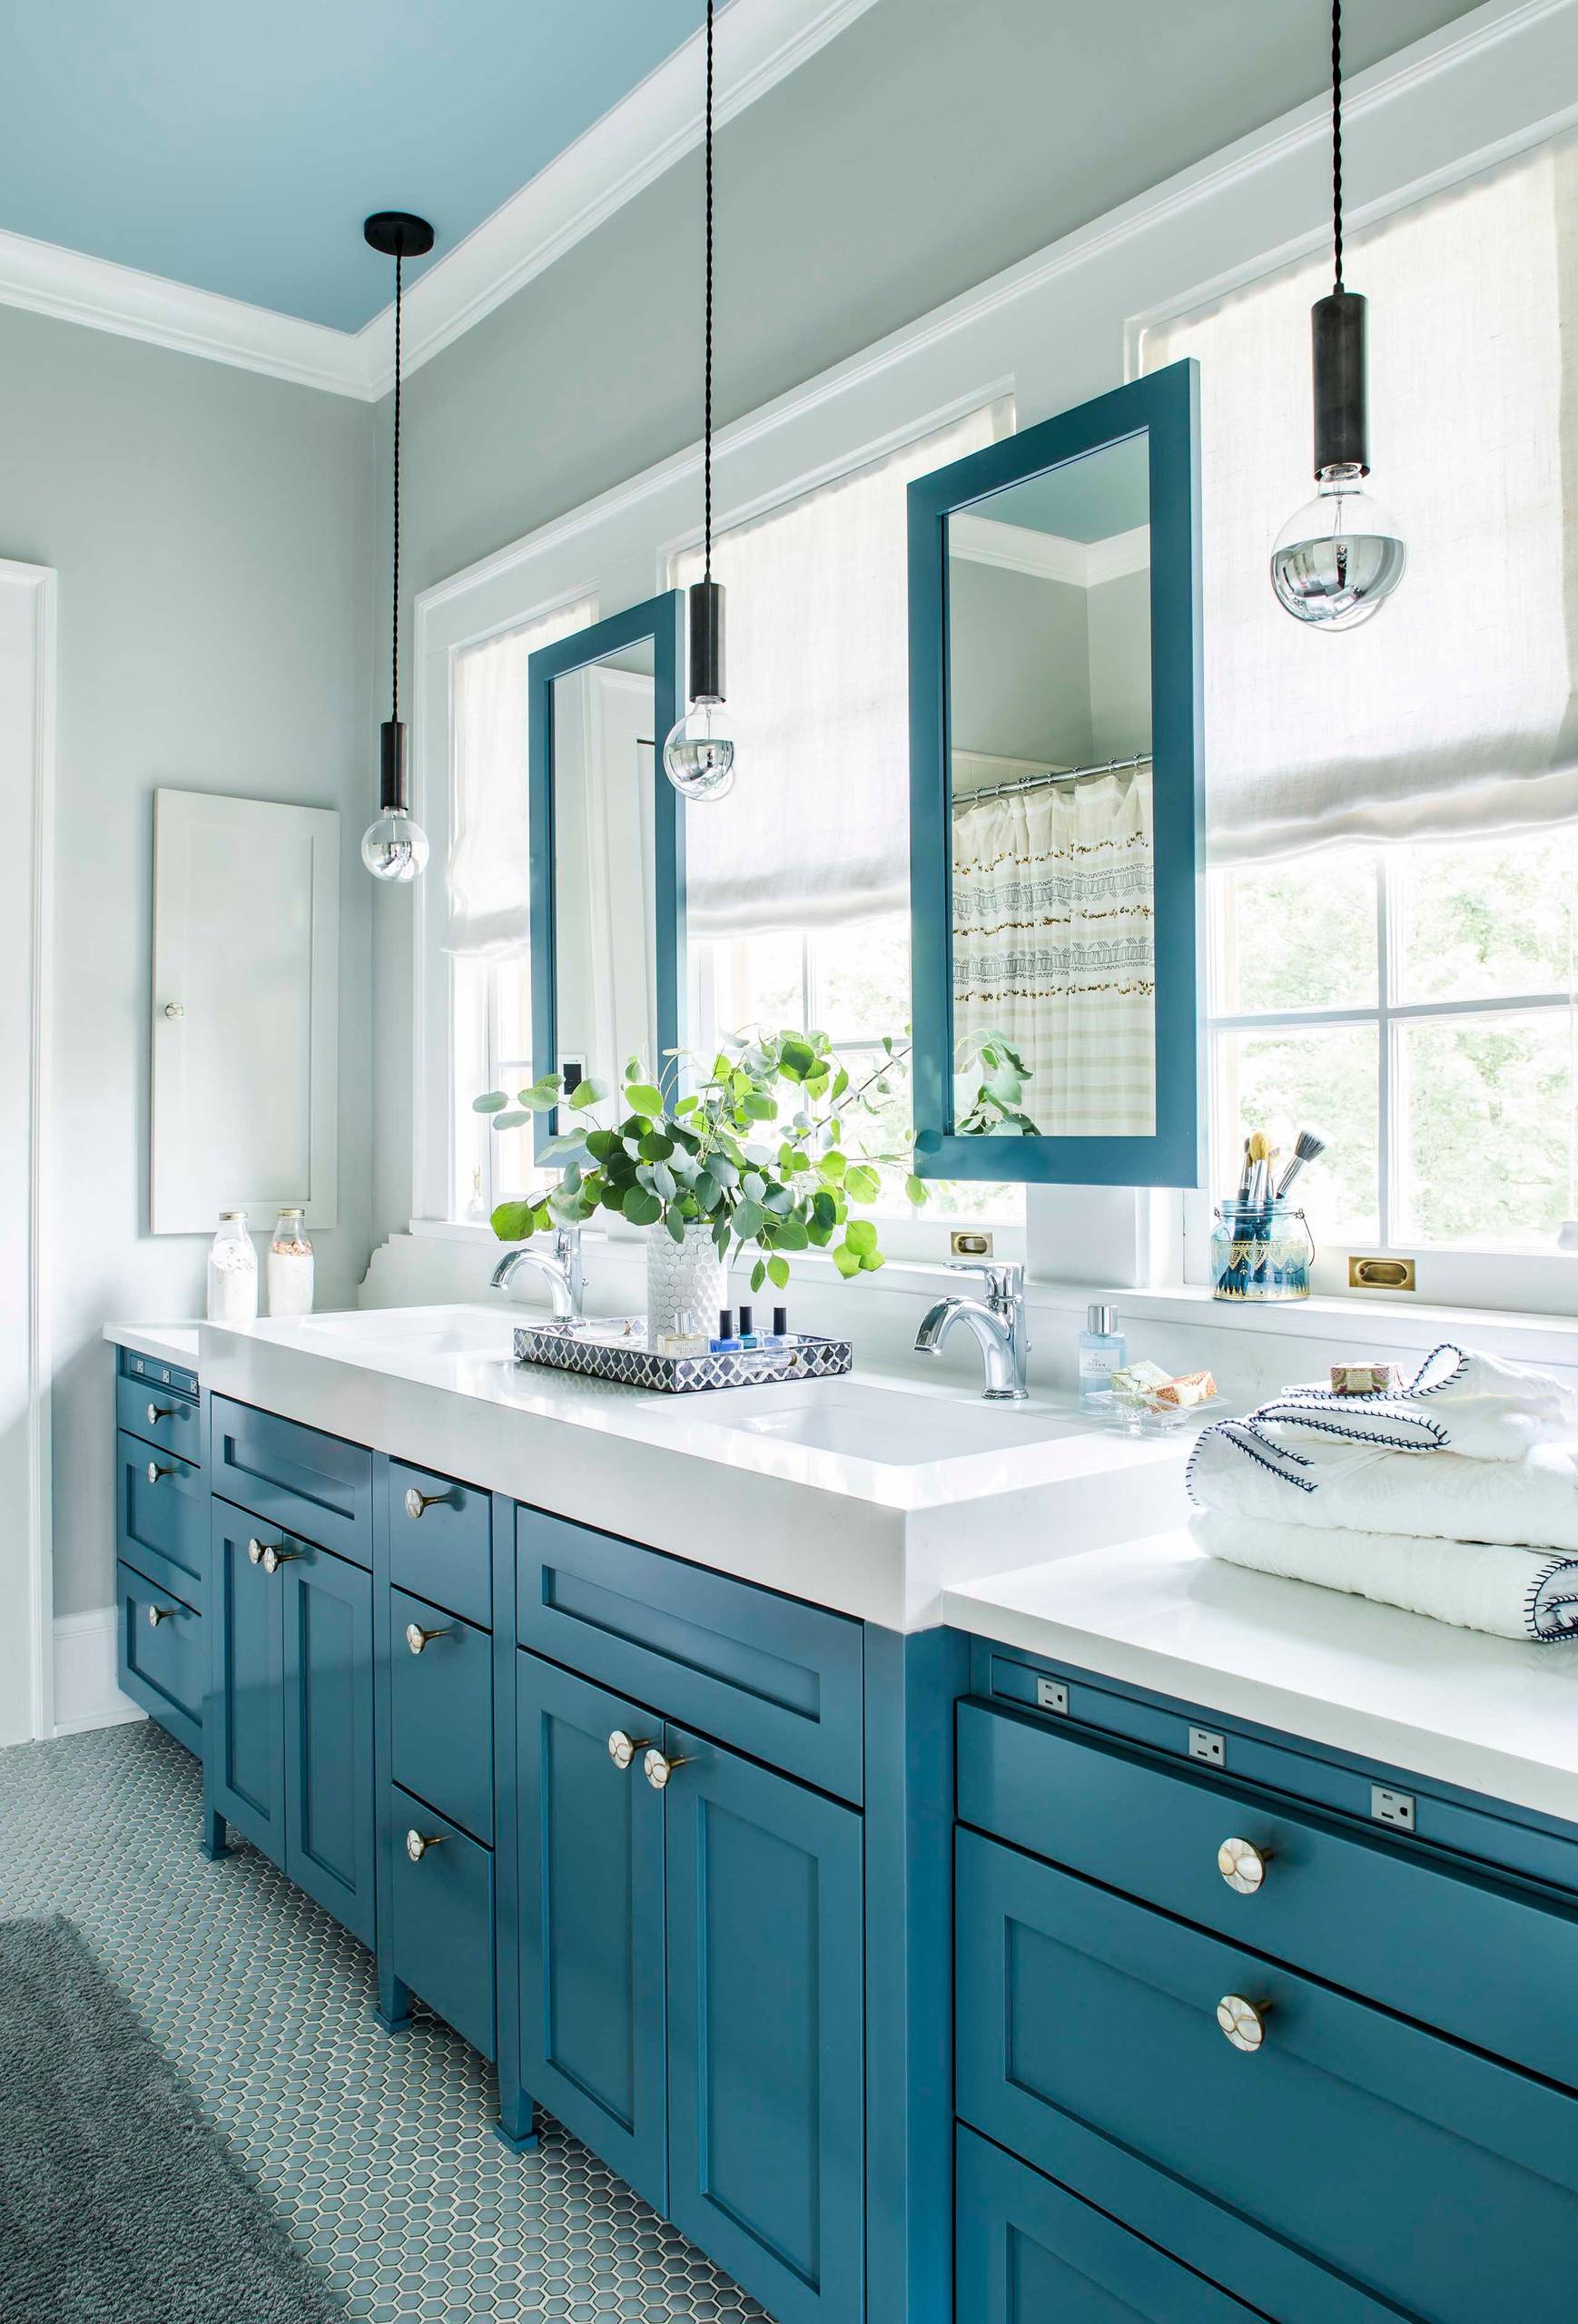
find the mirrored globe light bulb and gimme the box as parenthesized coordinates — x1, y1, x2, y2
(1270, 463, 1406, 631)
(663, 697, 736, 802)
(360, 810, 429, 882)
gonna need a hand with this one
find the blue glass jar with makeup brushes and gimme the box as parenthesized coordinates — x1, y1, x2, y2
(1211, 1198, 1315, 1302)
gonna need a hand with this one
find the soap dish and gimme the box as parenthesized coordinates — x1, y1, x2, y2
(1088, 1388, 1227, 1437)
(513, 1318, 853, 1394)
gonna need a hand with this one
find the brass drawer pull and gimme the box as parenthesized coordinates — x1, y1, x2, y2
(643, 1748, 692, 1792)
(406, 1829, 445, 1863)
(147, 1603, 178, 1628)
(405, 1621, 453, 1655)
(146, 1402, 174, 1426)
(1217, 1994, 1271, 2053)
(247, 1538, 299, 1575)
(1218, 1837, 1273, 1895)
(404, 1485, 453, 1521)
(146, 1461, 178, 1485)
(607, 1729, 654, 1772)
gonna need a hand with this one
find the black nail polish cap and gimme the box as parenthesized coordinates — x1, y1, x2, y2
(773, 1305, 788, 1335)
(717, 1308, 734, 1340)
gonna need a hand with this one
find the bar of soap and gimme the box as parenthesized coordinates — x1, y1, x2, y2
(1329, 1362, 1399, 1395)
(1153, 1368, 1218, 1409)
(1110, 1360, 1172, 1399)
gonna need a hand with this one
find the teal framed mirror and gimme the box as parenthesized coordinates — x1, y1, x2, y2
(907, 360, 1203, 1186)
(528, 593, 686, 1147)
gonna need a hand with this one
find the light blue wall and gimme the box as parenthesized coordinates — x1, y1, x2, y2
(0, 302, 379, 1616)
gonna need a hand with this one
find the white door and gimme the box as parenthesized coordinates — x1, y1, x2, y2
(0, 563, 55, 1748)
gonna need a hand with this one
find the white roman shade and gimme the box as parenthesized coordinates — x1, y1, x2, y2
(675, 401, 1010, 938)
(445, 597, 594, 955)
(1142, 132, 1578, 864)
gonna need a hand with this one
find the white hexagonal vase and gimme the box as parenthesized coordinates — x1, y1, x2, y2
(646, 1222, 726, 1341)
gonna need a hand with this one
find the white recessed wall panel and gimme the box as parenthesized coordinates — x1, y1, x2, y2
(151, 790, 339, 1234)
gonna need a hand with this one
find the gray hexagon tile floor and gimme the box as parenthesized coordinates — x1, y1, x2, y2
(0, 1720, 772, 2324)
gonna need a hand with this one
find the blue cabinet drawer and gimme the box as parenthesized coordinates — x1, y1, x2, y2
(115, 1372, 202, 1466)
(390, 1588, 493, 1843)
(387, 1783, 495, 2061)
(116, 1427, 205, 1609)
(957, 2127, 1262, 2324)
(388, 1461, 490, 1629)
(211, 1394, 371, 1567)
(118, 1345, 199, 1401)
(516, 1507, 864, 1802)
(957, 1698, 1578, 2092)
(956, 1825, 1578, 2324)
(117, 1560, 202, 1756)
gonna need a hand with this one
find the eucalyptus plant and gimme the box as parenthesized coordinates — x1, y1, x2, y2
(476, 1032, 921, 1294)
(475, 1027, 1035, 1295)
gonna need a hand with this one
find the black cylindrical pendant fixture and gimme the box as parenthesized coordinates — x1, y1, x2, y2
(688, 578, 725, 701)
(1312, 288, 1368, 477)
(379, 718, 409, 814)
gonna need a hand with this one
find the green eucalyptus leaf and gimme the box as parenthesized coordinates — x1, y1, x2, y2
(638, 1130, 675, 1161)
(651, 1160, 676, 1202)
(568, 1077, 609, 1109)
(767, 1255, 791, 1290)
(625, 1082, 665, 1116)
(539, 1131, 591, 1166)
(735, 1199, 764, 1242)
(472, 1090, 509, 1114)
(489, 1110, 531, 1132)
(750, 1259, 766, 1295)
(843, 1163, 881, 1205)
(489, 1200, 539, 1242)
(666, 1209, 687, 1245)
(832, 1243, 862, 1279)
(818, 1149, 847, 1184)
(905, 1173, 929, 1208)
(527, 1076, 563, 1110)
(858, 1249, 884, 1273)
(622, 1187, 662, 1228)
(844, 1218, 878, 1256)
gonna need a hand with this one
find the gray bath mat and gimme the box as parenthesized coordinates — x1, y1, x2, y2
(0, 1915, 338, 2322)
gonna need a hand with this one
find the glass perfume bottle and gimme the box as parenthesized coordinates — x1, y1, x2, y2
(1078, 1303, 1126, 1411)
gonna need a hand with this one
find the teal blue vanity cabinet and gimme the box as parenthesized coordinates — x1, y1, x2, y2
(113, 1344, 205, 1752)
(511, 1510, 871, 2324)
(952, 1641, 1578, 2324)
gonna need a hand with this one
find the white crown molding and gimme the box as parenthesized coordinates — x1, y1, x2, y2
(950, 512, 1149, 588)
(0, 225, 370, 395)
(0, 0, 880, 399)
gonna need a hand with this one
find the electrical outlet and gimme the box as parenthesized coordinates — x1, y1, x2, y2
(1371, 1785, 1415, 1831)
(1188, 1727, 1227, 1767)
(1034, 1676, 1069, 1716)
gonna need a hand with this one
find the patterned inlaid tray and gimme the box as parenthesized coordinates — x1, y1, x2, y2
(513, 1318, 853, 1394)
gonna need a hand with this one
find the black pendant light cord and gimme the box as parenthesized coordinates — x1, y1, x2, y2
(703, 0, 715, 583)
(391, 251, 403, 724)
(1330, 0, 1344, 296)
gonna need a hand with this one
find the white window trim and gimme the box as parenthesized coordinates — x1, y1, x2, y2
(407, 0, 1578, 1316)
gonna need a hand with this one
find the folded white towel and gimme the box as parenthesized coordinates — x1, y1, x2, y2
(1189, 1511, 1578, 1642)
(1188, 1422, 1578, 1552)
(1268, 1343, 1578, 1462)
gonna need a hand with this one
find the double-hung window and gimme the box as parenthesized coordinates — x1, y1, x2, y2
(1142, 130, 1578, 1307)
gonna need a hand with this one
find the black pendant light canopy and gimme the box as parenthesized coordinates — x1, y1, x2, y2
(1269, 0, 1405, 629)
(662, 0, 737, 801)
(361, 210, 436, 880)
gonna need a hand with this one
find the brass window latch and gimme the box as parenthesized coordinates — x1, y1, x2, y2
(1349, 1255, 1415, 1292)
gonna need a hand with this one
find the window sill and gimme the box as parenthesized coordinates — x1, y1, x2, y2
(1108, 1282, 1578, 1365)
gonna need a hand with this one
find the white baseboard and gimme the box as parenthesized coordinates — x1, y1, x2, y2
(53, 1608, 144, 1738)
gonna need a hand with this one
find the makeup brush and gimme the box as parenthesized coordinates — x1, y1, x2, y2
(1275, 1128, 1327, 1199)
(1235, 1136, 1254, 1204)
(1247, 1129, 1273, 1210)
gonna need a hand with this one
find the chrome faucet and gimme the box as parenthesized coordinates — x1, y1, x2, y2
(915, 1261, 1029, 1401)
(489, 1226, 586, 1321)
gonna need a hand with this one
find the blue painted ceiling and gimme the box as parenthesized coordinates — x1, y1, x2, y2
(0, 0, 705, 330)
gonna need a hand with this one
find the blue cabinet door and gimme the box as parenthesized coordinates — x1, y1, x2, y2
(665, 1727, 864, 2324)
(281, 1542, 375, 1948)
(516, 1653, 667, 2216)
(209, 1500, 284, 1861)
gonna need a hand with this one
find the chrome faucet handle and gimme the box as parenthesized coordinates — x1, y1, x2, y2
(948, 1258, 1024, 1309)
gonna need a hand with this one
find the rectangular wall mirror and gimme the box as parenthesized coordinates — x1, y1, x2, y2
(907, 361, 1203, 1186)
(528, 594, 686, 1145)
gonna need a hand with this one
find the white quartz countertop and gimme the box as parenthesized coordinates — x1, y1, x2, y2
(104, 1320, 201, 1369)
(192, 1303, 1192, 1632)
(945, 1530, 1578, 1824)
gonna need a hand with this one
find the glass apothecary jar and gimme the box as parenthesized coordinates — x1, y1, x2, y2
(267, 1206, 314, 1318)
(207, 1211, 259, 1324)
(1211, 1198, 1314, 1303)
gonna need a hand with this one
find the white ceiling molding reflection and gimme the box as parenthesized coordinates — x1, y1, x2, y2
(0, 0, 880, 399)
(0, 0, 1569, 402)
(949, 513, 1150, 588)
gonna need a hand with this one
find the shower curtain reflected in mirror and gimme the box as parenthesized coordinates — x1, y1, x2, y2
(951, 760, 1155, 1137)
